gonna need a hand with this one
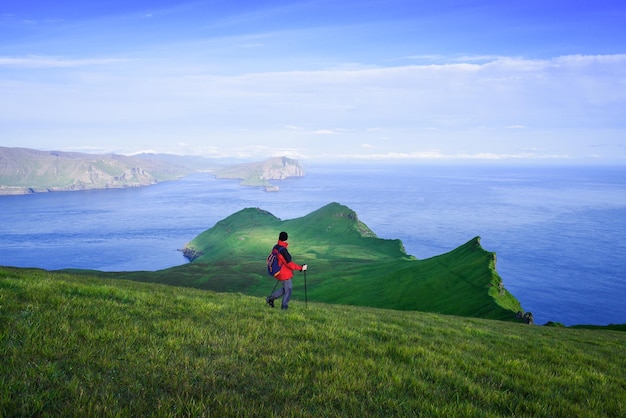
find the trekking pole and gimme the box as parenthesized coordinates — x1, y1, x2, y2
(304, 270, 309, 309)
(270, 278, 279, 296)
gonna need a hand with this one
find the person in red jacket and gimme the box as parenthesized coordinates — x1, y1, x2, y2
(266, 231, 307, 310)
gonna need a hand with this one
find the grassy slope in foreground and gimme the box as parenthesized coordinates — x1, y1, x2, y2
(120, 203, 521, 321)
(1, 267, 625, 417)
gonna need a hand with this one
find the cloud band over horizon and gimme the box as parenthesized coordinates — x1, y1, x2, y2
(1, 1, 625, 162)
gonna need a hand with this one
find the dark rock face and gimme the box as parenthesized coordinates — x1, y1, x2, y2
(180, 247, 204, 261)
(515, 311, 534, 325)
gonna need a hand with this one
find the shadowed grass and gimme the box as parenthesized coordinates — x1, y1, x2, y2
(1, 267, 625, 417)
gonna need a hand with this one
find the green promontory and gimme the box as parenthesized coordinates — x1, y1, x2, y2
(116, 202, 522, 321)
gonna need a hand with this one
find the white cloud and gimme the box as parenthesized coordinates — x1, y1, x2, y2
(312, 129, 339, 135)
(324, 151, 571, 161)
(2, 53, 625, 160)
(0, 55, 126, 68)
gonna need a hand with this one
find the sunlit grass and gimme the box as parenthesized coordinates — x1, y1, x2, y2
(1, 267, 624, 417)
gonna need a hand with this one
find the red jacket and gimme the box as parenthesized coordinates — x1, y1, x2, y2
(275, 240, 302, 281)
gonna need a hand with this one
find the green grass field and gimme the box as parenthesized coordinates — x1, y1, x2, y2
(2, 267, 624, 417)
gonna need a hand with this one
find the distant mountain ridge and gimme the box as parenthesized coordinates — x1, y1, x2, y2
(0, 147, 303, 195)
(0, 147, 191, 195)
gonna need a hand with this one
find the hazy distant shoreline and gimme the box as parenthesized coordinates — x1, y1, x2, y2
(0, 147, 304, 196)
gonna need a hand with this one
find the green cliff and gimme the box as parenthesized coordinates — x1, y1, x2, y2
(119, 202, 521, 321)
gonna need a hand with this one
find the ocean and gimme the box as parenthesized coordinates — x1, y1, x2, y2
(1, 163, 625, 326)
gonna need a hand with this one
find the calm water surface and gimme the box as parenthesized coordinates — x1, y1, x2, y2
(1, 164, 625, 326)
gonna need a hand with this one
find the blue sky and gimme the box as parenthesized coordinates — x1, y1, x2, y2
(1, 0, 625, 162)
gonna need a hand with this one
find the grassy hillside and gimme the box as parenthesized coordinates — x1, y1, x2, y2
(112, 203, 521, 321)
(1, 267, 624, 417)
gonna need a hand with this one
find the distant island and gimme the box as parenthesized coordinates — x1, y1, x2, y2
(0, 147, 303, 195)
(213, 156, 304, 191)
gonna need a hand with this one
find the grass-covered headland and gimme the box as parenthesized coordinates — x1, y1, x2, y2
(2, 267, 624, 417)
(109, 203, 523, 322)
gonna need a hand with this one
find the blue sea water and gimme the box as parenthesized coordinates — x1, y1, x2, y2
(1, 164, 625, 326)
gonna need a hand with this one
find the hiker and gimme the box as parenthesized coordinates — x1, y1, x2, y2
(266, 231, 307, 310)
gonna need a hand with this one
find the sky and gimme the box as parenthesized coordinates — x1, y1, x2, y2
(1, 0, 625, 163)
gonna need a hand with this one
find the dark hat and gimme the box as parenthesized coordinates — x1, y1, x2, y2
(279, 231, 288, 241)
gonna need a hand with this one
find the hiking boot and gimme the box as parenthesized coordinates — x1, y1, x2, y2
(265, 297, 274, 308)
